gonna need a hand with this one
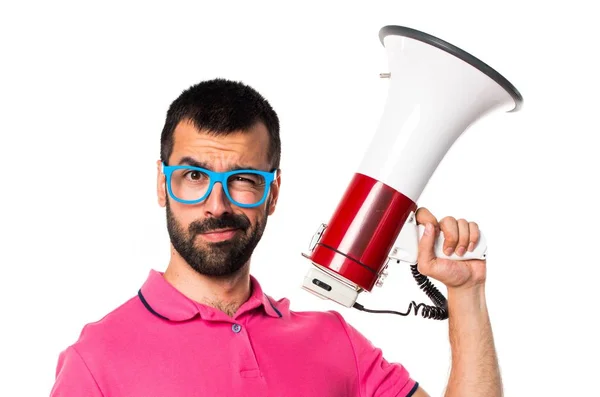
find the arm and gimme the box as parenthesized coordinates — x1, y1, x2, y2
(412, 207, 502, 397)
(444, 286, 501, 396)
(409, 287, 500, 397)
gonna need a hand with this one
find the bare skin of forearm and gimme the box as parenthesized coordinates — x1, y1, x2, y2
(444, 285, 502, 397)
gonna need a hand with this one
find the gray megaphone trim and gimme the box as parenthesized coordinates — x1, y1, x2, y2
(379, 25, 523, 112)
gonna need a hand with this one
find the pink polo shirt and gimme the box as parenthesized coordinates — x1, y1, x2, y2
(51, 269, 418, 396)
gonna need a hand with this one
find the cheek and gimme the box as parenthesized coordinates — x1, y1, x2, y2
(238, 208, 262, 228)
(170, 203, 199, 229)
(251, 208, 268, 226)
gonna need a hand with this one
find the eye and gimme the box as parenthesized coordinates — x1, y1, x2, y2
(229, 173, 266, 188)
(233, 175, 257, 184)
(183, 170, 207, 181)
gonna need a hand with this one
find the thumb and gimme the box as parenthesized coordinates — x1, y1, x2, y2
(418, 223, 437, 269)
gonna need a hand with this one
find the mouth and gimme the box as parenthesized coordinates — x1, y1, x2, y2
(198, 228, 239, 242)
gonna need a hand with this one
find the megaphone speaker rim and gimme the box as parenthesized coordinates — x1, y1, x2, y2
(379, 25, 523, 112)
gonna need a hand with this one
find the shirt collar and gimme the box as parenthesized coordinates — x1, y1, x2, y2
(138, 269, 285, 322)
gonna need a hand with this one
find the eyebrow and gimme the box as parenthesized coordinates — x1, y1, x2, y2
(176, 156, 263, 172)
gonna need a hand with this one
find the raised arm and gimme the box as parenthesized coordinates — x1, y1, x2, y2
(413, 207, 502, 397)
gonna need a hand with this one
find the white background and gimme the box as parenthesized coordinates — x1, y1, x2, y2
(1, 0, 599, 395)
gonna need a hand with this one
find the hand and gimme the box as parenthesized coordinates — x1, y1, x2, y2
(415, 207, 487, 290)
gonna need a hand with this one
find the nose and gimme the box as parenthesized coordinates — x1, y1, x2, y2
(203, 182, 232, 218)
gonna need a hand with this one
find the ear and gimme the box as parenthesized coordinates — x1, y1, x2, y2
(267, 170, 281, 216)
(157, 160, 167, 207)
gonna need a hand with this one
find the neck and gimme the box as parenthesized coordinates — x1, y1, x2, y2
(163, 246, 252, 317)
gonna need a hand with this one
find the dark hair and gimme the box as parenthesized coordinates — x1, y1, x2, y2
(160, 78, 281, 169)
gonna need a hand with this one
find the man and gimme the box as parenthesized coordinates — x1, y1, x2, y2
(51, 79, 502, 396)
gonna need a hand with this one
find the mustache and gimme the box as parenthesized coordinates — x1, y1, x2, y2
(189, 213, 251, 234)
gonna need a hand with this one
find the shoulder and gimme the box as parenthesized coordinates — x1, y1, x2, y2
(51, 295, 145, 395)
(64, 294, 144, 358)
(287, 307, 352, 330)
(284, 304, 351, 336)
(284, 302, 343, 323)
(261, 293, 367, 346)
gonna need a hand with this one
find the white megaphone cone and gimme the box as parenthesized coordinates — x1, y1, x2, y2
(301, 26, 523, 317)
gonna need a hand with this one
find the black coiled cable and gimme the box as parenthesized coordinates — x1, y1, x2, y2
(352, 262, 449, 320)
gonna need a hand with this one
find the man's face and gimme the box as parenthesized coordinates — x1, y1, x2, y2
(156, 119, 280, 277)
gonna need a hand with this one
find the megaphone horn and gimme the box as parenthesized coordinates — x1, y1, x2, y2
(301, 26, 523, 314)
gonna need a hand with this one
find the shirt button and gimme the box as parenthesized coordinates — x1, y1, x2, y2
(232, 324, 242, 333)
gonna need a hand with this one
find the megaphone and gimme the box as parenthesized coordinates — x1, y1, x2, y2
(301, 25, 523, 319)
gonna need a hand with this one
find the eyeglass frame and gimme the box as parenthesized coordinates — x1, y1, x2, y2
(161, 162, 278, 208)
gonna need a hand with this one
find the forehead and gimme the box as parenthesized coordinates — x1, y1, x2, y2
(170, 119, 271, 169)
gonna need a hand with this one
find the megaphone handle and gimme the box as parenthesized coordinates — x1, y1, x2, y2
(390, 214, 487, 264)
(364, 217, 488, 320)
(417, 224, 487, 261)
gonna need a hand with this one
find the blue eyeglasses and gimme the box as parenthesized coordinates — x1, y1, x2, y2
(162, 162, 278, 208)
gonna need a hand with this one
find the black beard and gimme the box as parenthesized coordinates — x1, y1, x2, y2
(166, 199, 268, 277)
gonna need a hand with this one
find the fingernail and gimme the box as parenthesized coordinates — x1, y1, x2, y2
(444, 247, 454, 256)
(468, 242, 475, 252)
(456, 246, 466, 256)
(425, 223, 433, 236)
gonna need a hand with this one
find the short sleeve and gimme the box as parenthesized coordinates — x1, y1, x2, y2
(50, 346, 104, 397)
(332, 311, 418, 397)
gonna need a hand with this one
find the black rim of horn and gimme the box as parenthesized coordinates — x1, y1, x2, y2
(379, 25, 523, 112)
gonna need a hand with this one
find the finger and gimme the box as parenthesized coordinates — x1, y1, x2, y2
(439, 216, 459, 256)
(417, 222, 437, 272)
(415, 207, 439, 230)
(468, 221, 480, 252)
(456, 218, 470, 256)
